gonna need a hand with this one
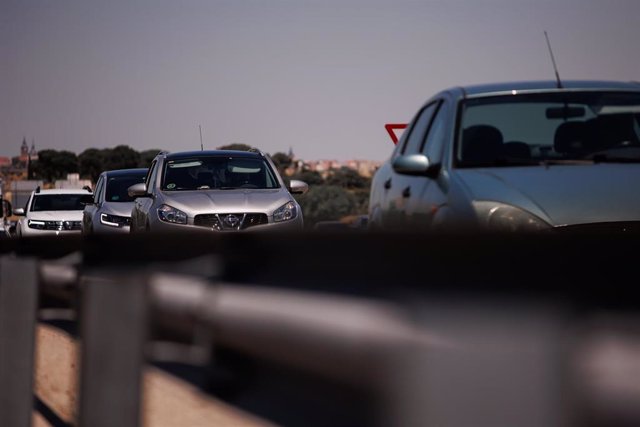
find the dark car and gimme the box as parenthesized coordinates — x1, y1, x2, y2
(369, 80, 640, 232)
(82, 168, 148, 234)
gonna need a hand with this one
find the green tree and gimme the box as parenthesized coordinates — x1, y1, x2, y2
(291, 170, 324, 186)
(31, 149, 79, 183)
(270, 152, 292, 174)
(104, 145, 141, 171)
(217, 143, 253, 151)
(138, 149, 162, 168)
(295, 185, 357, 228)
(326, 167, 370, 189)
(79, 148, 107, 183)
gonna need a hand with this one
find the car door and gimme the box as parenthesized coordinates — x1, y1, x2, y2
(403, 97, 451, 229)
(382, 101, 440, 229)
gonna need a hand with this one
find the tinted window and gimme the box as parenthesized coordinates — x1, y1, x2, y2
(31, 194, 86, 212)
(401, 102, 438, 155)
(146, 160, 159, 190)
(94, 177, 105, 203)
(106, 175, 147, 202)
(162, 156, 279, 191)
(422, 102, 447, 161)
(457, 91, 640, 167)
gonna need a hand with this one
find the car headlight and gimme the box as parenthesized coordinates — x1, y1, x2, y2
(472, 201, 551, 232)
(27, 219, 46, 230)
(273, 201, 298, 222)
(100, 213, 130, 227)
(158, 204, 188, 224)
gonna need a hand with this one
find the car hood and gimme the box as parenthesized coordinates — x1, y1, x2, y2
(456, 164, 640, 226)
(101, 202, 135, 217)
(28, 211, 84, 221)
(160, 189, 293, 214)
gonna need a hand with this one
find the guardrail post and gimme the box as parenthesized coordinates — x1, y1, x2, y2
(78, 269, 148, 427)
(0, 255, 39, 427)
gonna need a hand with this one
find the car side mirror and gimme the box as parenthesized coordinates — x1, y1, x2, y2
(392, 154, 440, 179)
(79, 194, 95, 206)
(288, 179, 309, 195)
(13, 208, 25, 216)
(128, 182, 150, 198)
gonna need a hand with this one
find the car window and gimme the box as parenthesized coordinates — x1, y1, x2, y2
(146, 160, 159, 191)
(94, 177, 105, 203)
(162, 156, 280, 190)
(400, 102, 438, 155)
(421, 101, 447, 161)
(457, 91, 640, 167)
(106, 175, 147, 202)
(30, 194, 86, 211)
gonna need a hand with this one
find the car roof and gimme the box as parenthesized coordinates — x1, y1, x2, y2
(103, 168, 148, 177)
(33, 188, 91, 195)
(163, 150, 264, 161)
(455, 80, 640, 97)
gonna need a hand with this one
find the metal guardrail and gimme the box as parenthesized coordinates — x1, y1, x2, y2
(1, 232, 640, 427)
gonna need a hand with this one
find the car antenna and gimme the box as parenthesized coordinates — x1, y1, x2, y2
(199, 124, 204, 150)
(544, 31, 563, 89)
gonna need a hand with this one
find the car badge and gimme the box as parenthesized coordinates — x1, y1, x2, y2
(224, 214, 240, 228)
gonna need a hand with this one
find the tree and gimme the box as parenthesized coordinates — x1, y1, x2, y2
(217, 143, 253, 151)
(291, 170, 324, 186)
(104, 145, 141, 171)
(138, 149, 163, 168)
(295, 185, 357, 227)
(79, 148, 106, 183)
(326, 166, 370, 189)
(270, 152, 292, 174)
(31, 149, 79, 183)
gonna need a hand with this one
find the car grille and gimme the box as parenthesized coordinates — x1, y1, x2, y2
(29, 220, 82, 231)
(554, 221, 640, 234)
(194, 213, 269, 231)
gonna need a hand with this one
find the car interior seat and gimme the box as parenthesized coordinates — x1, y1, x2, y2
(461, 125, 504, 164)
(554, 121, 589, 155)
(588, 114, 640, 152)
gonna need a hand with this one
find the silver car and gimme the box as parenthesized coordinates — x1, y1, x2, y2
(82, 168, 148, 234)
(369, 80, 640, 232)
(14, 187, 91, 237)
(129, 149, 308, 233)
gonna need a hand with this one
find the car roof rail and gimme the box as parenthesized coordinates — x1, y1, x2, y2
(248, 147, 264, 156)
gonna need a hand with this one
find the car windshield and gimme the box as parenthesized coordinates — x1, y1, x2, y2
(106, 175, 146, 202)
(161, 156, 280, 191)
(30, 194, 86, 211)
(456, 91, 640, 167)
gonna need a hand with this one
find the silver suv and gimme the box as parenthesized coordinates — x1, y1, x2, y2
(129, 149, 308, 233)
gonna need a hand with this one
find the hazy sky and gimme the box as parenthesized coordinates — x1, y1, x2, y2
(2, 0, 639, 162)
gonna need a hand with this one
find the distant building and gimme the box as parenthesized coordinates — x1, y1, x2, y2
(55, 173, 92, 190)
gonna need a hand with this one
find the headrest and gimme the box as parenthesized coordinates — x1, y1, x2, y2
(462, 125, 504, 164)
(554, 121, 588, 154)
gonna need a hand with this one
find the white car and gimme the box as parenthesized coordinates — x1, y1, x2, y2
(14, 187, 92, 237)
